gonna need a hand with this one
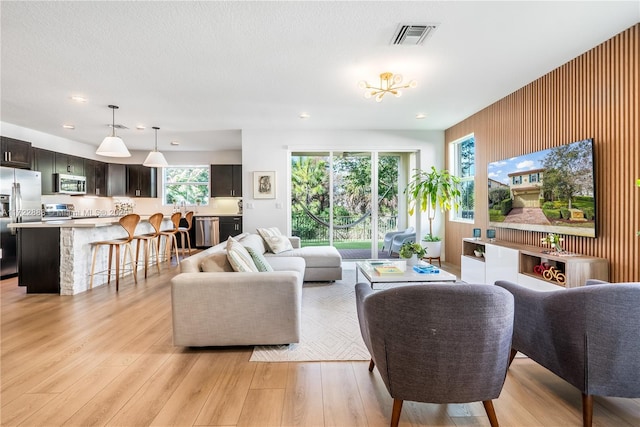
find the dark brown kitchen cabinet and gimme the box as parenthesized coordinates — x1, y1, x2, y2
(126, 164, 157, 197)
(210, 164, 242, 197)
(55, 152, 84, 176)
(31, 148, 56, 195)
(107, 163, 126, 196)
(85, 159, 107, 196)
(218, 216, 243, 241)
(1, 136, 32, 169)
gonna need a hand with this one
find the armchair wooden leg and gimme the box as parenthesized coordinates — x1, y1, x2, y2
(508, 348, 518, 367)
(368, 359, 375, 372)
(390, 399, 403, 427)
(582, 393, 593, 427)
(483, 400, 499, 427)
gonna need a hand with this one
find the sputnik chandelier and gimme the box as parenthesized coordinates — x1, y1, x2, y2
(358, 72, 417, 102)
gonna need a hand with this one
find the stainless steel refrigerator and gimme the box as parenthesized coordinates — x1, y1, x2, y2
(1, 166, 42, 278)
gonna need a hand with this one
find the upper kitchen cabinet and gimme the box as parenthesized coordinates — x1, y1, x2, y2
(126, 164, 157, 197)
(1, 136, 32, 169)
(107, 163, 126, 197)
(55, 152, 85, 176)
(31, 148, 56, 195)
(210, 164, 242, 197)
(85, 159, 107, 196)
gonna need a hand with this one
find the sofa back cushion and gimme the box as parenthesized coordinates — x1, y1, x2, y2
(257, 227, 293, 254)
(240, 233, 267, 254)
(226, 237, 259, 272)
(200, 252, 234, 272)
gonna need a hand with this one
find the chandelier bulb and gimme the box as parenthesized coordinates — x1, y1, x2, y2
(358, 80, 367, 90)
(409, 80, 417, 88)
(393, 74, 403, 84)
(375, 93, 384, 102)
(395, 91, 402, 98)
(364, 91, 372, 99)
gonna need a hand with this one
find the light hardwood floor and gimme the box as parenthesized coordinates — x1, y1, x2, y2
(1, 261, 639, 426)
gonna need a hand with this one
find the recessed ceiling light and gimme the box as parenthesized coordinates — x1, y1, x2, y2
(416, 113, 427, 119)
(136, 125, 146, 130)
(62, 124, 75, 129)
(170, 140, 180, 146)
(299, 112, 310, 119)
(70, 96, 87, 103)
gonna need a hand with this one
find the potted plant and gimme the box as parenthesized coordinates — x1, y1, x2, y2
(399, 242, 426, 265)
(405, 166, 461, 258)
(473, 247, 484, 258)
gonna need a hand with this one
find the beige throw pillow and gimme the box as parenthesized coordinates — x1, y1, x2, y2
(257, 227, 293, 254)
(226, 237, 259, 272)
(199, 252, 234, 272)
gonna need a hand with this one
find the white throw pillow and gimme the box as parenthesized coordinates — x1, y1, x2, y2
(226, 237, 259, 272)
(257, 227, 293, 254)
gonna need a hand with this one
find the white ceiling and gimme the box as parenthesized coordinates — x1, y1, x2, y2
(1, 1, 638, 152)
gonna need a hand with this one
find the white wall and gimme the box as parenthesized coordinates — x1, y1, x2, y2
(241, 129, 445, 240)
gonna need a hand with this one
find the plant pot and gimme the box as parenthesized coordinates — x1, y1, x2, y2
(423, 241, 442, 259)
(403, 254, 419, 266)
(474, 250, 484, 258)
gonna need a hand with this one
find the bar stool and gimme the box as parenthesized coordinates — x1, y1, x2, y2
(89, 213, 140, 291)
(157, 212, 181, 265)
(177, 211, 194, 256)
(132, 212, 163, 278)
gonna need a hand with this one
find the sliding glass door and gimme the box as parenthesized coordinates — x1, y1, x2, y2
(291, 150, 408, 259)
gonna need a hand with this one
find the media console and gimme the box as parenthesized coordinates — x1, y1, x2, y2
(461, 238, 608, 291)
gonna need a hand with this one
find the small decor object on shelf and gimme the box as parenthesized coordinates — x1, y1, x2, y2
(486, 229, 496, 241)
(473, 228, 481, 239)
(473, 247, 484, 258)
(542, 266, 567, 286)
(541, 232, 565, 253)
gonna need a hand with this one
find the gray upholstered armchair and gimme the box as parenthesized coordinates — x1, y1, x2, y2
(381, 226, 415, 256)
(355, 283, 514, 427)
(495, 280, 640, 427)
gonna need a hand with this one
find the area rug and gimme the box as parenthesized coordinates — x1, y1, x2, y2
(250, 268, 371, 362)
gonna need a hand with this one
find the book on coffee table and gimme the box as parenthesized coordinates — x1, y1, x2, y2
(374, 265, 403, 275)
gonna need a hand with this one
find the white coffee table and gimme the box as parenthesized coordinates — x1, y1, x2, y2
(356, 260, 457, 288)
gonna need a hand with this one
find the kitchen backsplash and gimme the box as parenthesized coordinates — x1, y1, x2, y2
(40, 195, 242, 216)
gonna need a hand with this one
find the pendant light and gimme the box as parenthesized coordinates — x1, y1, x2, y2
(143, 126, 168, 167)
(96, 105, 131, 157)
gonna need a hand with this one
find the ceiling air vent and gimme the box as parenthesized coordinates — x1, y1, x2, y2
(391, 24, 438, 45)
(108, 124, 129, 130)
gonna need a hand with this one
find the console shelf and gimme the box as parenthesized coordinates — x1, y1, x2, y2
(461, 238, 608, 289)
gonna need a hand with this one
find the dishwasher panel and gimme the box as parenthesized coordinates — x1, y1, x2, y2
(195, 217, 220, 248)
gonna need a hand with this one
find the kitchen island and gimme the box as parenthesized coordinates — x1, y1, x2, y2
(9, 216, 173, 295)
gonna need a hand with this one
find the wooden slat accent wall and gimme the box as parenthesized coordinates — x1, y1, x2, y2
(444, 24, 639, 282)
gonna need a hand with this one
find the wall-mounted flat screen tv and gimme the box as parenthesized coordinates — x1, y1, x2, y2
(487, 138, 596, 238)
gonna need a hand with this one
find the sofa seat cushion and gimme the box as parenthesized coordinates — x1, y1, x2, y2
(265, 246, 341, 268)
(266, 256, 306, 279)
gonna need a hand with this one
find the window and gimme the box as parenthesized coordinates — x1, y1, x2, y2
(450, 134, 475, 221)
(529, 173, 538, 183)
(512, 176, 522, 185)
(163, 166, 209, 206)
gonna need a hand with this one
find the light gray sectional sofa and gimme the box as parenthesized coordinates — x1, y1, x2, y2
(170, 232, 342, 347)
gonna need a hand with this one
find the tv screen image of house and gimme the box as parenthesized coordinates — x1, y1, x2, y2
(487, 138, 596, 238)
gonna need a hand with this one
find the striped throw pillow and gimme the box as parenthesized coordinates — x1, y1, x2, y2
(245, 247, 274, 272)
(226, 237, 259, 272)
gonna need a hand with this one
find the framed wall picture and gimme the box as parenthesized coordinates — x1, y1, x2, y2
(253, 171, 276, 199)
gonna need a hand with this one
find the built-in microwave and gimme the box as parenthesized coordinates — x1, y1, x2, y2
(54, 173, 87, 195)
